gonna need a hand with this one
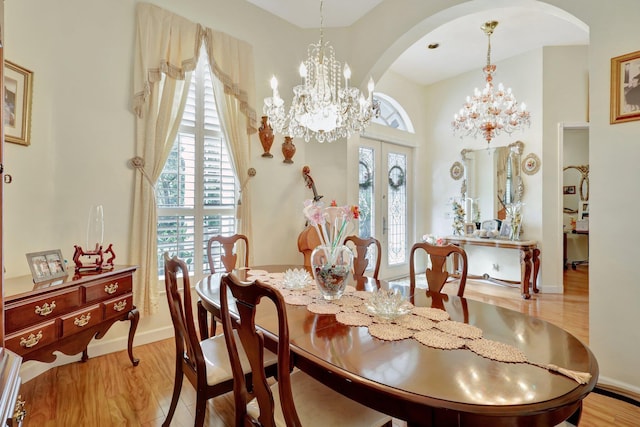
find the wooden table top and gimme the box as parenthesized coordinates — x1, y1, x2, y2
(196, 265, 598, 426)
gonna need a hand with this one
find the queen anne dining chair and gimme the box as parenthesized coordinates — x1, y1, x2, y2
(409, 242, 468, 298)
(163, 253, 277, 427)
(198, 234, 250, 339)
(344, 235, 381, 280)
(220, 272, 393, 427)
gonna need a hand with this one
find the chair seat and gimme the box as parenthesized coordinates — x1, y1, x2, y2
(201, 331, 278, 386)
(247, 369, 391, 427)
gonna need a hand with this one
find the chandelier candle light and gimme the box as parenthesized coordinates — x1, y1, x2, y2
(452, 21, 531, 145)
(263, 0, 377, 143)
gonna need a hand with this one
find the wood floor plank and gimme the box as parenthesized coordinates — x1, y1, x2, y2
(17, 266, 640, 426)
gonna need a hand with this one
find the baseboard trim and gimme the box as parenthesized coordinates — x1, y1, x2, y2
(20, 325, 174, 383)
(594, 382, 640, 407)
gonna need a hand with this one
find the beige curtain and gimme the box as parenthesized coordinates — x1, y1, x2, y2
(203, 28, 257, 265)
(130, 4, 257, 313)
(131, 3, 201, 314)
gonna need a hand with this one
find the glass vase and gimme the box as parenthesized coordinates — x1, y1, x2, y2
(86, 204, 104, 251)
(311, 245, 353, 301)
(506, 202, 524, 241)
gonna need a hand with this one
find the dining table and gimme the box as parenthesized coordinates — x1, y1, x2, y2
(195, 265, 598, 427)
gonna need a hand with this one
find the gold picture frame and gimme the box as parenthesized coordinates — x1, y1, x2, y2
(4, 60, 33, 146)
(610, 50, 640, 124)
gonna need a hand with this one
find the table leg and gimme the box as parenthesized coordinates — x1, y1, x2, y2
(520, 248, 533, 299)
(126, 308, 140, 366)
(532, 248, 540, 293)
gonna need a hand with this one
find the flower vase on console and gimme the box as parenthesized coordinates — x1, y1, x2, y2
(451, 198, 465, 236)
(505, 201, 524, 241)
(303, 199, 359, 300)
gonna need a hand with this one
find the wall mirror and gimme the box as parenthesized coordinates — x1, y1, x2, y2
(563, 164, 589, 214)
(458, 141, 524, 223)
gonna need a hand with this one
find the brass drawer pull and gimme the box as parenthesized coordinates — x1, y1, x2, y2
(113, 300, 127, 312)
(20, 331, 43, 348)
(14, 395, 26, 422)
(74, 313, 92, 327)
(35, 301, 56, 316)
(104, 282, 119, 294)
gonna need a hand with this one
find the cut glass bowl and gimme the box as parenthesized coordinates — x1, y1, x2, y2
(365, 289, 413, 320)
(283, 268, 313, 290)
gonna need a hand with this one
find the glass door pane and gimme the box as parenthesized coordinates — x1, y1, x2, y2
(358, 138, 413, 279)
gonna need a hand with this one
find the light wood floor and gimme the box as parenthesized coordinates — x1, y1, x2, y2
(18, 266, 640, 426)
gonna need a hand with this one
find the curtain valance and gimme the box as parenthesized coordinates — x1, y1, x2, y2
(133, 2, 257, 133)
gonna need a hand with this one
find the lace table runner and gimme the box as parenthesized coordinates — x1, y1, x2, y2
(246, 270, 592, 384)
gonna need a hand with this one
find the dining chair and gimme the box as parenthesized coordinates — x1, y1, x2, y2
(344, 235, 381, 280)
(409, 242, 468, 298)
(198, 234, 249, 339)
(220, 272, 393, 427)
(297, 225, 322, 270)
(163, 253, 277, 427)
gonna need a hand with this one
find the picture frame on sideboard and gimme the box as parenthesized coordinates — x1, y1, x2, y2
(26, 249, 68, 284)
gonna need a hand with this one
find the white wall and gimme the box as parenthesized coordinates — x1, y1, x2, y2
(4, 0, 640, 396)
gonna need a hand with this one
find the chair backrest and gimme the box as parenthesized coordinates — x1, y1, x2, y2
(409, 242, 468, 298)
(344, 235, 381, 280)
(164, 253, 206, 377)
(207, 234, 249, 273)
(220, 273, 300, 427)
(297, 225, 322, 270)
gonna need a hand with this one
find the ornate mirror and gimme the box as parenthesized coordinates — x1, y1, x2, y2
(458, 141, 524, 222)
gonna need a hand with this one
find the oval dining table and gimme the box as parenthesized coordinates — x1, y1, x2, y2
(195, 265, 598, 427)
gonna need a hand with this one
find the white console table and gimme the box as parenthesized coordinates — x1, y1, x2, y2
(444, 236, 540, 299)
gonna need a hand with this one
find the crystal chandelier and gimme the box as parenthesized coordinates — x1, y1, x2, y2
(452, 21, 531, 144)
(263, 0, 376, 143)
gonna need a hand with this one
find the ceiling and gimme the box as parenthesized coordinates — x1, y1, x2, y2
(245, 0, 589, 86)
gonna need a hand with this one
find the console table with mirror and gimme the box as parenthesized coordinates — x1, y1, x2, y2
(447, 140, 541, 299)
(3, 265, 139, 365)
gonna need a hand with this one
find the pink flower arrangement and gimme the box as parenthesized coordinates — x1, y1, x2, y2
(303, 199, 359, 257)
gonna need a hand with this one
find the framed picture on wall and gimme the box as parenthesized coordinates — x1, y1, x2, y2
(563, 185, 576, 195)
(4, 60, 34, 146)
(26, 249, 68, 284)
(611, 50, 640, 124)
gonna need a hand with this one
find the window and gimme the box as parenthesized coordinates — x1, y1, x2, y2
(156, 51, 237, 278)
(371, 92, 415, 133)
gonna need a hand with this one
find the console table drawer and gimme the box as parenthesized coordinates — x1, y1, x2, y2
(83, 274, 132, 303)
(60, 305, 103, 338)
(5, 321, 58, 355)
(5, 289, 82, 334)
(103, 294, 133, 320)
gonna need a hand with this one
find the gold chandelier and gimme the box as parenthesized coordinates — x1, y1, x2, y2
(263, 0, 376, 143)
(452, 21, 531, 144)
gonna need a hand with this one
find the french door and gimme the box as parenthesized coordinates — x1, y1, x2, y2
(358, 138, 413, 279)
